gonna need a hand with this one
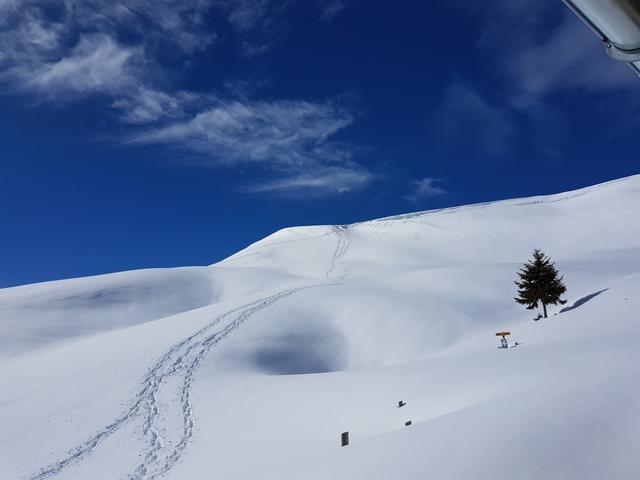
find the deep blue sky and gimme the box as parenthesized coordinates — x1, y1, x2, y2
(1, 0, 638, 287)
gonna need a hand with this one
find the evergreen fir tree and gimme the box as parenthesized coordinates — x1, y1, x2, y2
(514, 249, 567, 318)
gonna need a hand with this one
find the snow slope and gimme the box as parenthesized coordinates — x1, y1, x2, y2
(1, 175, 639, 480)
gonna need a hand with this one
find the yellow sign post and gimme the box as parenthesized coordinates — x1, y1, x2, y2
(495, 331, 511, 349)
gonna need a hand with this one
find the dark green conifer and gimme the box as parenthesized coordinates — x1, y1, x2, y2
(515, 249, 567, 318)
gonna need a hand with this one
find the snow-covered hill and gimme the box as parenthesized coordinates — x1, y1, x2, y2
(1, 175, 639, 480)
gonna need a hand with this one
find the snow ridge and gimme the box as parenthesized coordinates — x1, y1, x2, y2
(28, 230, 352, 480)
(28, 290, 311, 480)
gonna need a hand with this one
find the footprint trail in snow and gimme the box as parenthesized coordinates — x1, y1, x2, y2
(29, 228, 351, 480)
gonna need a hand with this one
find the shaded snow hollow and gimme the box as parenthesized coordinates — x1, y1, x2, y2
(1, 174, 639, 480)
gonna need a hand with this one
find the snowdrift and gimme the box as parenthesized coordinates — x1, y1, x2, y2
(1, 175, 639, 480)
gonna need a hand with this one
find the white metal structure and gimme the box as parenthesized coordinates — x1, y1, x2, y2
(563, 0, 640, 74)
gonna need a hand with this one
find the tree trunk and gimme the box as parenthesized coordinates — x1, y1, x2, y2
(542, 302, 548, 318)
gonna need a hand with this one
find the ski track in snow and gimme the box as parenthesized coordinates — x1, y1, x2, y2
(326, 225, 351, 281)
(29, 227, 351, 480)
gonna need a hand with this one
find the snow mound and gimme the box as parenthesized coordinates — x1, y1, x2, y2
(0, 267, 213, 357)
(1, 174, 639, 480)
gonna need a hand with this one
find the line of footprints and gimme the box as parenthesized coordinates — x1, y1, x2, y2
(341, 400, 410, 447)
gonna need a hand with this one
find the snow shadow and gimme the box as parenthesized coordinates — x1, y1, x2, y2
(0, 269, 214, 355)
(560, 289, 609, 313)
(253, 329, 346, 375)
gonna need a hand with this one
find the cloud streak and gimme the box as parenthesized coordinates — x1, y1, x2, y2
(405, 177, 447, 202)
(437, 1, 639, 159)
(128, 97, 372, 194)
(460, 1, 637, 105)
(506, 13, 637, 107)
(112, 88, 210, 125)
(0, 0, 363, 197)
(434, 82, 515, 158)
(241, 166, 374, 195)
(131, 99, 352, 164)
(318, 0, 346, 22)
(24, 34, 140, 98)
(0, 0, 217, 98)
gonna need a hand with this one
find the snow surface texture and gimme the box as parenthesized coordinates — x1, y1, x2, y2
(1, 175, 639, 480)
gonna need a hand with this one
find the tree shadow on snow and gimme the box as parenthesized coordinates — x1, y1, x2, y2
(560, 289, 609, 314)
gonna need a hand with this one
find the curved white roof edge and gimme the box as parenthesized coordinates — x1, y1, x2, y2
(563, 0, 640, 75)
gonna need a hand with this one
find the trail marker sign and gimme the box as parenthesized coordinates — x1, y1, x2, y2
(495, 331, 511, 349)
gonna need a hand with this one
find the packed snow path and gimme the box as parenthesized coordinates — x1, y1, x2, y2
(28, 229, 351, 480)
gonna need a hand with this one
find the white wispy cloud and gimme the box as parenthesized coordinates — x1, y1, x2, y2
(240, 40, 275, 59)
(318, 0, 346, 22)
(0, 0, 363, 197)
(112, 88, 210, 124)
(405, 177, 446, 202)
(24, 34, 140, 97)
(0, 7, 63, 70)
(215, 0, 292, 58)
(0, 0, 216, 99)
(458, 1, 637, 106)
(434, 82, 515, 158)
(241, 166, 373, 195)
(127, 97, 372, 194)
(221, 0, 351, 31)
(437, 1, 639, 159)
(505, 12, 637, 107)
(1, 0, 350, 100)
(130, 99, 353, 164)
(219, 0, 351, 56)
(223, 0, 286, 32)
